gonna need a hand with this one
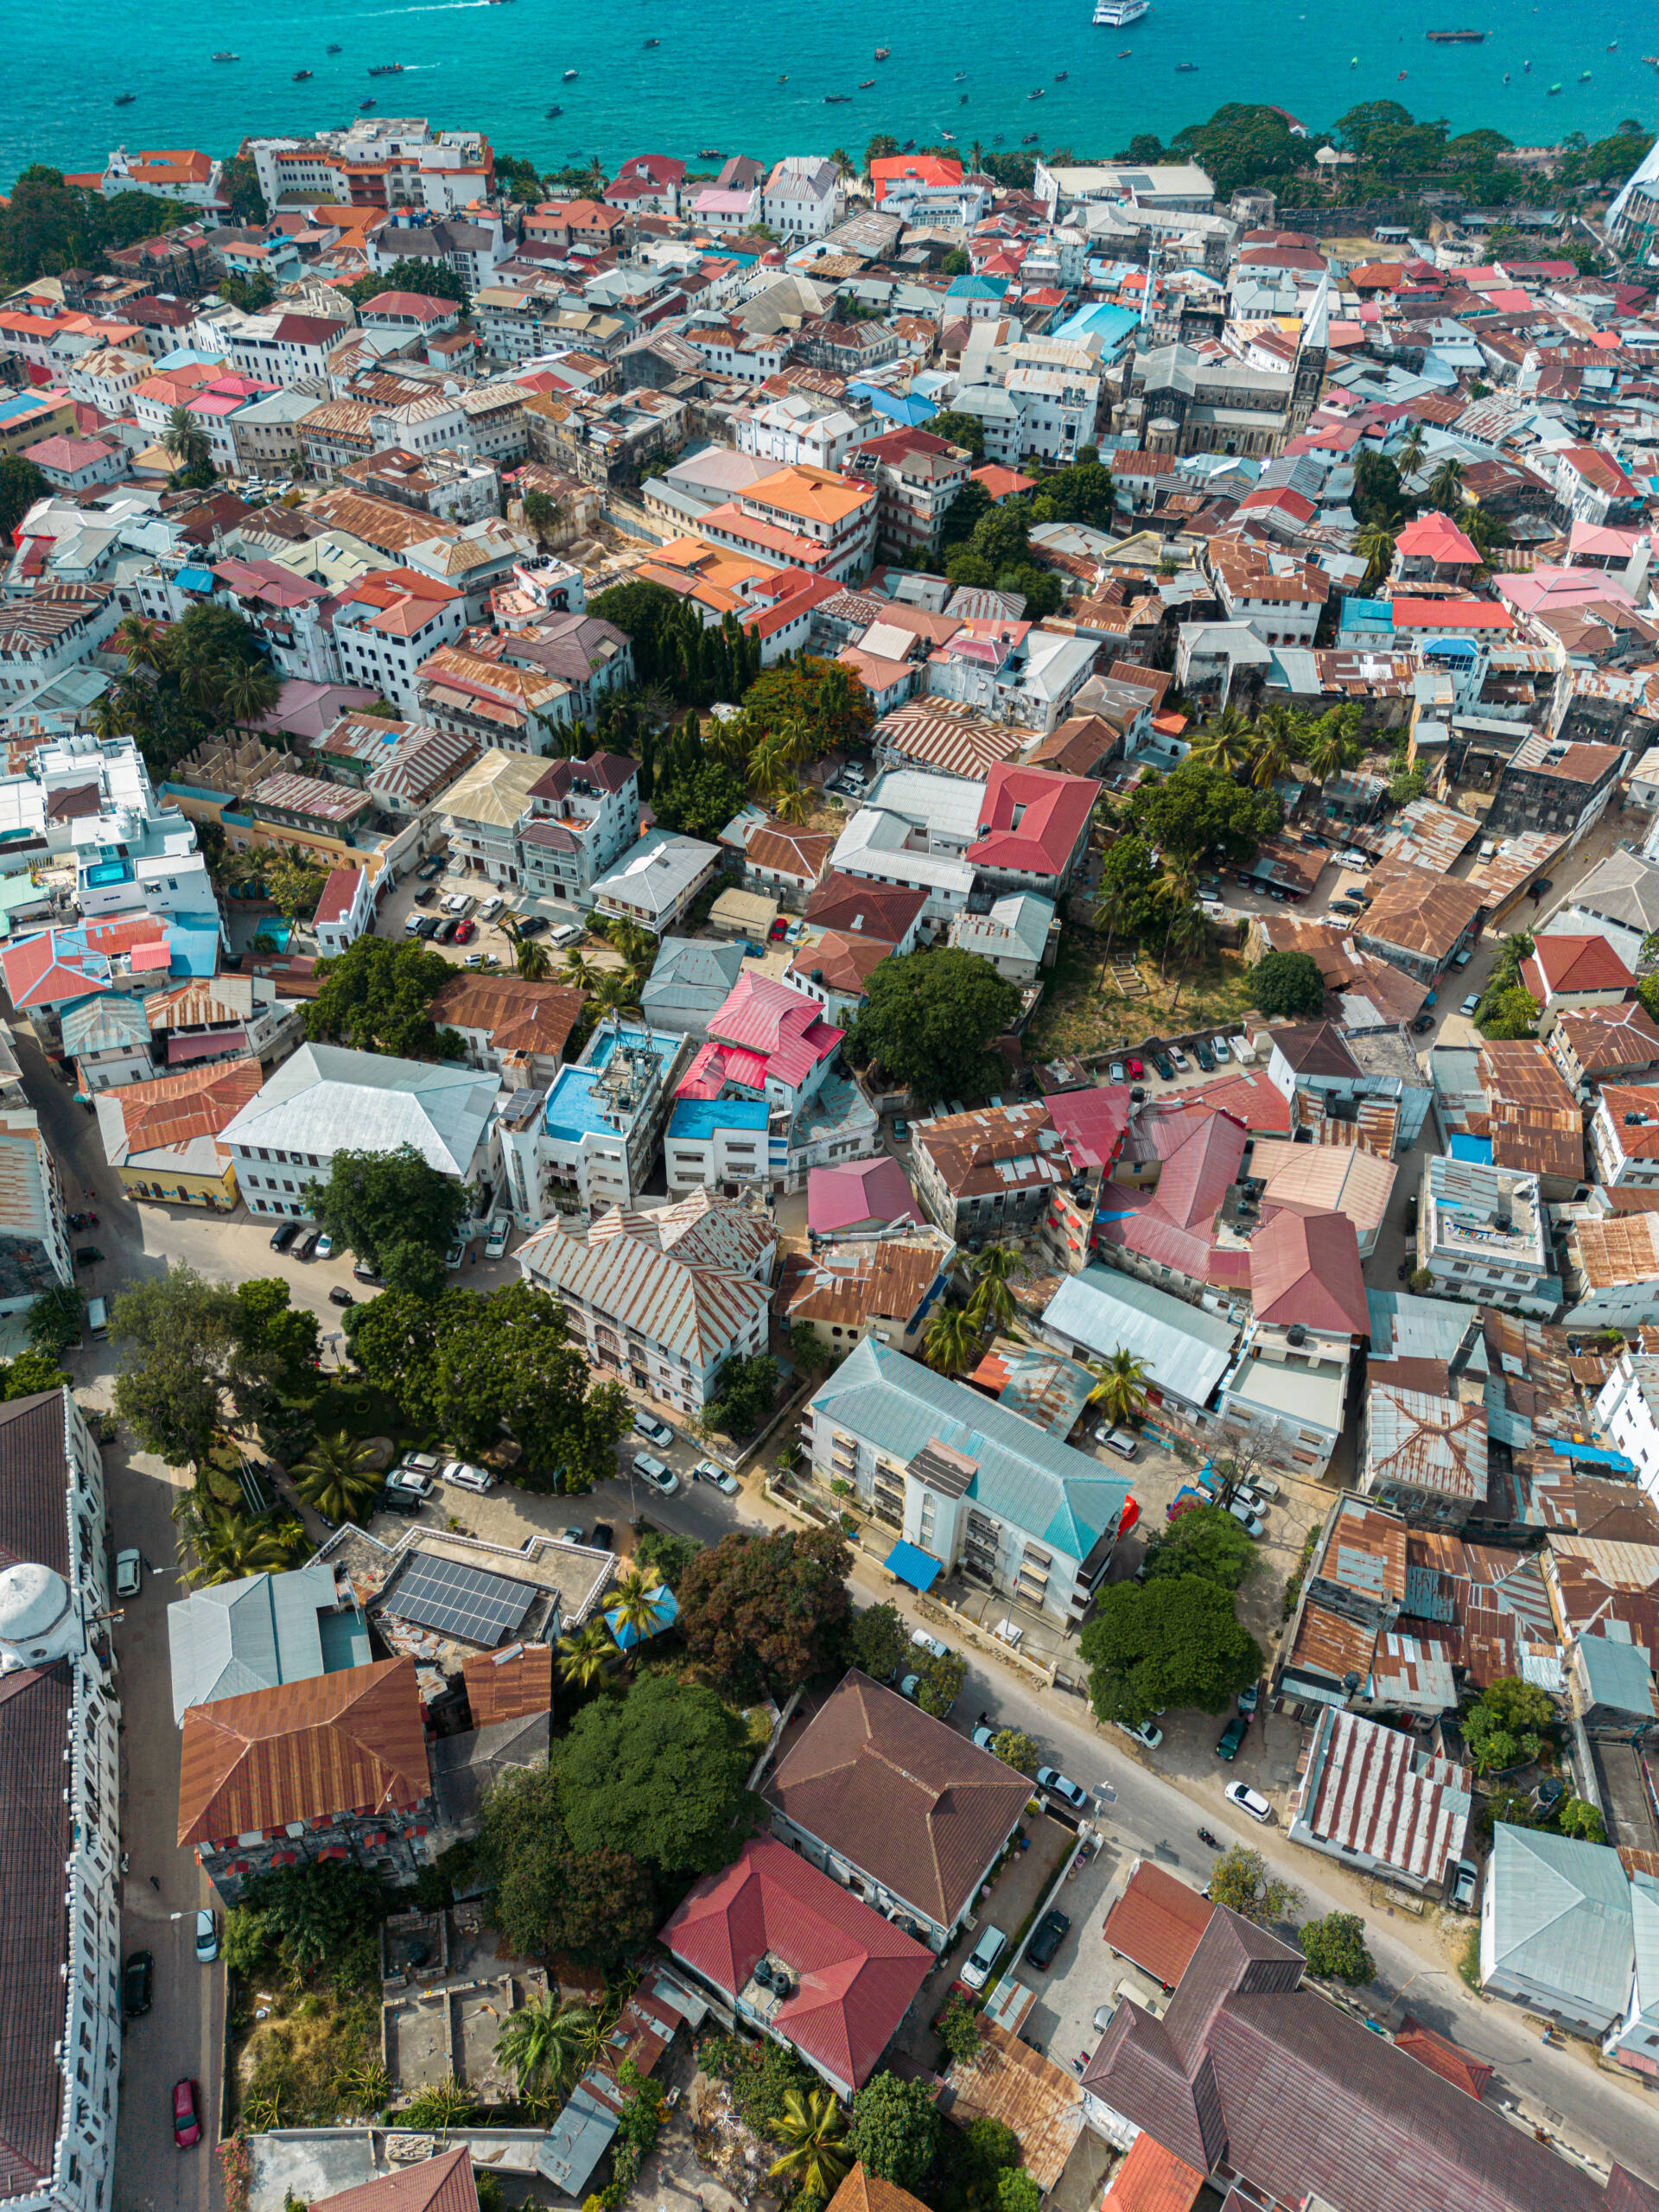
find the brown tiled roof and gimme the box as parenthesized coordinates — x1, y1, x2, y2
(461, 1643, 554, 1729)
(1395, 2015, 1494, 2101)
(0, 1391, 70, 1578)
(311, 2148, 478, 2212)
(763, 1671, 1030, 1930)
(176, 1656, 429, 1847)
(1554, 1000, 1659, 1076)
(1103, 1860, 1217, 1988)
(790, 928, 890, 997)
(1359, 867, 1484, 961)
(915, 1100, 1067, 1202)
(747, 823, 836, 882)
(0, 1660, 74, 2198)
(827, 2168, 931, 2212)
(429, 972, 584, 1059)
(1029, 714, 1120, 775)
(102, 1058, 263, 1159)
(805, 873, 927, 942)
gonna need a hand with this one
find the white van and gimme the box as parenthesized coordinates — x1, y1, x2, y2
(1103, 1428, 1140, 1460)
(86, 1296, 108, 1341)
(961, 1924, 1007, 1990)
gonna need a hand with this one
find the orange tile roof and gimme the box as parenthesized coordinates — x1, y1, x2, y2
(745, 463, 874, 527)
(1103, 2131, 1206, 2212)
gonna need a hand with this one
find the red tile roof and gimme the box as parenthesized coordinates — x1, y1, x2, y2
(1395, 2015, 1494, 2101)
(1102, 2132, 1206, 2212)
(1388, 598, 1514, 632)
(1521, 933, 1636, 1001)
(311, 2149, 478, 2212)
(968, 761, 1100, 879)
(315, 866, 365, 925)
(1102, 1860, 1217, 1989)
(1395, 510, 1479, 565)
(1249, 1205, 1369, 1335)
(661, 1837, 931, 2091)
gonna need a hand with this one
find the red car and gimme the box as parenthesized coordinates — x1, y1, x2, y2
(173, 2079, 201, 2150)
(454, 919, 475, 944)
(1127, 1057, 1144, 1078)
(768, 918, 789, 941)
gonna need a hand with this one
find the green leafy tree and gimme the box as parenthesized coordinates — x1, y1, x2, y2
(989, 1728, 1039, 1773)
(1300, 1911, 1376, 1986)
(178, 1506, 305, 1587)
(916, 1649, 967, 1718)
(306, 935, 469, 1058)
(558, 1669, 758, 1875)
(1091, 835, 1161, 955)
(936, 1993, 983, 2065)
(635, 1528, 702, 1584)
(677, 1527, 853, 1696)
(219, 152, 268, 223)
(930, 2114, 1025, 2212)
(652, 758, 751, 842)
(231, 1278, 321, 1399)
(0, 1348, 70, 1399)
(1140, 1503, 1259, 1592)
(743, 653, 874, 759)
(940, 248, 972, 276)
(851, 1600, 911, 1683)
(1251, 948, 1325, 1019)
(845, 947, 1021, 1098)
(26, 1283, 84, 1358)
(1207, 1844, 1302, 1925)
(1388, 761, 1427, 804)
(0, 454, 47, 540)
(110, 1264, 239, 1468)
(706, 1351, 780, 1437)
(1080, 1576, 1262, 1727)
(425, 1280, 632, 1485)
(1556, 1796, 1606, 1843)
(927, 409, 988, 461)
(1476, 985, 1540, 1041)
(305, 1141, 467, 1298)
(472, 1764, 656, 1963)
(998, 2174, 1040, 2212)
(849, 2072, 944, 2190)
(238, 1858, 390, 1982)
(348, 257, 468, 311)
(1084, 1348, 1150, 1429)
(1126, 760, 1281, 868)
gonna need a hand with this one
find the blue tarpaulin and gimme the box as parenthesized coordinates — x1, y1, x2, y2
(1449, 1133, 1494, 1164)
(885, 1541, 943, 1592)
(604, 1586, 680, 1649)
(1548, 1440, 1635, 1472)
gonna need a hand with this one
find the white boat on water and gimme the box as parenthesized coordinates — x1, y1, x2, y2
(1092, 0, 1148, 23)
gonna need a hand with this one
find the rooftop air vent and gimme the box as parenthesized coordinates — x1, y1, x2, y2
(752, 1959, 774, 1990)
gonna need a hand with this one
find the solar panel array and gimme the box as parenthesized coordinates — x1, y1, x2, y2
(387, 1553, 537, 1645)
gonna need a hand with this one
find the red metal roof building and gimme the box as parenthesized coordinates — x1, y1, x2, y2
(661, 1836, 931, 2098)
(967, 761, 1101, 893)
(677, 971, 843, 1107)
(1103, 1860, 1217, 1989)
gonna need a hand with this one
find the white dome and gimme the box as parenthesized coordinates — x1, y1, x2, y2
(0, 1561, 71, 1644)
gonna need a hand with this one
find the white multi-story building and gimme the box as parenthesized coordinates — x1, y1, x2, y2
(518, 1185, 775, 1414)
(805, 1338, 1133, 1628)
(497, 1017, 689, 1224)
(1588, 1085, 1659, 1188)
(189, 307, 353, 390)
(734, 393, 871, 474)
(1417, 1154, 1558, 1318)
(762, 158, 846, 239)
(0, 1107, 73, 1315)
(1594, 1350, 1659, 1510)
(30, 734, 216, 929)
(0, 1384, 123, 2212)
(329, 569, 467, 718)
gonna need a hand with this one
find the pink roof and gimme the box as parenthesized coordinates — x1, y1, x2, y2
(808, 1157, 926, 1236)
(1395, 510, 1479, 566)
(22, 434, 113, 470)
(1497, 567, 1636, 618)
(129, 941, 172, 974)
(1046, 1084, 1132, 1172)
(967, 761, 1100, 879)
(315, 867, 365, 925)
(705, 972, 842, 1088)
(1238, 486, 1316, 524)
(1387, 599, 1513, 632)
(1567, 518, 1646, 561)
(0, 932, 110, 1012)
(661, 1836, 931, 2092)
(1248, 1206, 1369, 1334)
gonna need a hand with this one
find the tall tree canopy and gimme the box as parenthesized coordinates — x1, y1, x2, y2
(471, 1763, 656, 1963)
(677, 1528, 853, 1696)
(743, 652, 874, 758)
(844, 948, 1021, 1098)
(1080, 1575, 1262, 1726)
(558, 1671, 758, 1875)
(306, 936, 469, 1059)
(305, 1142, 467, 1299)
(1126, 760, 1281, 867)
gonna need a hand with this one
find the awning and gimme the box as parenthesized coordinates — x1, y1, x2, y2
(885, 1541, 942, 1592)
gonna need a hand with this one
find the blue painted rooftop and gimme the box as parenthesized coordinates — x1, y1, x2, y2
(1344, 598, 1393, 626)
(1449, 1133, 1493, 1164)
(175, 565, 216, 594)
(543, 1065, 615, 1143)
(669, 1096, 770, 1139)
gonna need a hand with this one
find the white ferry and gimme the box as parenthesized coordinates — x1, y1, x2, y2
(1092, 0, 1149, 23)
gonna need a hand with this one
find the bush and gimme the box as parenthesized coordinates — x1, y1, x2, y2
(702, 2033, 823, 2142)
(936, 1993, 983, 2064)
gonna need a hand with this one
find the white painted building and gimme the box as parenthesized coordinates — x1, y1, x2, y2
(496, 1018, 690, 1224)
(763, 158, 847, 239)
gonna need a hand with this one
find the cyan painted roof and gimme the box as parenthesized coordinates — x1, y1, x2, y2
(1578, 1631, 1656, 1717)
(1486, 1821, 1634, 2019)
(670, 1096, 770, 1139)
(643, 935, 746, 1013)
(810, 1338, 1130, 1565)
(1044, 1266, 1236, 1408)
(165, 1562, 358, 1725)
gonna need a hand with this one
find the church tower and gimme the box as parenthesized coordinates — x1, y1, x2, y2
(1287, 270, 1331, 436)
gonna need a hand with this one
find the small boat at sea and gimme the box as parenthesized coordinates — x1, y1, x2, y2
(1021, 130, 1039, 143)
(326, 42, 341, 53)
(545, 104, 563, 116)
(1055, 69, 1068, 79)
(1176, 60, 1198, 69)
(1609, 41, 1618, 49)
(874, 45, 890, 59)
(1397, 69, 1408, 78)
(1522, 57, 1531, 68)
(212, 51, 238, 60)
(368, 62, 404, 74)
(1645, 53, 1659, 64)
(993, 131, 1004, 142)
(1503, 72, 1510, 81)
(825, 92, 852, 103)
(955, 70, 966, 79)
(113, 91, 135, 103)
(293, 69, 313, 79)
(902, 137, 915, 149)
(1548, 80, 1561, 92)
(1120, 48, 1132, 56)
(360, 98, 377, 109)
(1351, 54, 1358, 65)
(860, 79, 875, 88)
(1030, 86, 1046, 97)
(1425, 27, 1484, 40)
(644, 35, 658, 45)
(563, 67, 578, 79)
(942, 129, 956, 139)
(959, 92, 969, 100)
(1580, 70, 1592, 79)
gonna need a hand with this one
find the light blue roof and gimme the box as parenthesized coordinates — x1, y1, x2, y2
(642, 935, 744, 1014)
(1577, 1633, 1656, 1717)
(605, 1585, 679, 1649)
(946, 274, 1008, 300)
(810, 1338, 1130, 1566)
(1344, 598, 1394, 627)
(168, 925, 222, 977)
(1449, 1133, 1493, 1164)
(1052, 301, 1139, 353)
(543, 1065, 617, 1142)
(1486, 1822, 1634, 2022)
(165, 1564, 364, 1726)
(1044, 1267, 1236, 1410)
(175, 565, 217, 594)
(670, 1096, 769, 1140)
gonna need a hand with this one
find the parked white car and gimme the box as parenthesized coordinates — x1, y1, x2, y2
(441, 1459, 495, 1492)
(909, 1627, 949, 1660)
(1224, 1780, 1273, 1824)
(485, 1213, 512, 1260)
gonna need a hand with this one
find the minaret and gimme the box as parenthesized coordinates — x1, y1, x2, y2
(1287, 269, 1331, 436)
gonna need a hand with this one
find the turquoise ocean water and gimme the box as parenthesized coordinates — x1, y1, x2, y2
(4, 0, 1653, 195)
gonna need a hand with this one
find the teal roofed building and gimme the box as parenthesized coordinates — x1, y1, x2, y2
(166, 1561, 370, 1726)
(804, 1338, 1132, 1627)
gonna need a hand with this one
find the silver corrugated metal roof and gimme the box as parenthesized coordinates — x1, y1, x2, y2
(218, 1042, 498, 1177)
(1485, 1821, 1635, 2021)
(1043, 1266, 1236, 1409)
(165, 1562, 339, 1726)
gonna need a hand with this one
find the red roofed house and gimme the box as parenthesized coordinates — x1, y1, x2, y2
(677, 971, 842, 1112)
(313, 866, 374, 957)
(21, 432, 123, 492)
(846, 426, 975, 558)
(1103, 1859, 1217, 1989)
(332, 569, 467, 717)
(870, 155, 963, 204)
(973, 465, 1037, 503)
(1551, 442, 1646, 529)
(1395, 2016, 1494, 2101)
(356, 291, 467, 337)
(307, 2149, 479, 2212)
(1386, 597, 1514, 644)
(661, 1836, 931, 2099)
(1100, 2132, 1206, 2212)
(604, 155, 686, 218)
(967, 761, 1101, 897)
(1519, 932, 1636, 1040)
(1391, 508, 1480, 586)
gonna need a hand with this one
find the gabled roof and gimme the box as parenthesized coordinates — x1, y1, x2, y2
(1103, 1860, 1217, 1989)
(311, 2148, 478, 2212)
(95, 1057, 264, 1169)
(807, 1156, 925, 1236)
(1395, 509, 1480, 564)
(518, 1195, 772, 1368)
(429, 972, 584, 1060)
(176, 1656, 429, 1846)
(663, 1835, 931, 2090)
(1395, 2015, 1494, 2101)
(1249, 1206, 1369, 1334)
(762, 1674, 1031, 1932)
(1485, 1821, 1636, 2020)
(805, 874, 927, 942)
(1521, 932, 1636, 1000)
(1268, 1019, 1363, 1079)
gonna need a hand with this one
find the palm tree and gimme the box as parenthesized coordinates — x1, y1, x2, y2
(767, 2088, 851, 2198)
(771, 781, 814, 826)
(590, 968, 642, 1017)
(517, 937, 552, 981)
(1248, 704, 1301, 794)
(219, 657, 280, 728)
(1355, 523, 1396, 592)
(1463, 501, 1508, 563)
(562, 949, 597, 989)
(496, 1995, 597, 2099)
(922, 1304, 981, 1377)
(1192, 704, 1251, 778)
(162, 403, 210, 474)
(1493, 931, 1535, 988)
(1426, 456, 1465, 515)
(1156, 861, 1198, 978)
(1302, 712, 1361, 787)
(114, 612, 168, 674)
(748, 734, 796, 799)
(292, 1433, 384, 1526)
(968, 1243, 1029, 1333)
(556, 1618, 615, 1691)
(1166, 901, 1211, 1013)
(1395, 419, 1428, 480)
(606, 1562, 666, 1664)
(178, 1506, 303, 1588)
(1084, 1348, 1150, 1429)
(1092, 872, 1141, 964)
